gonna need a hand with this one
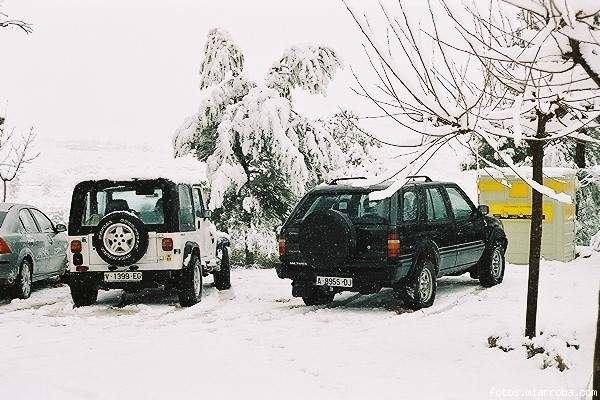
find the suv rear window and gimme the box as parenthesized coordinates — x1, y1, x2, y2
(81, 186, 164, 226)
(291, 193, 389, 224)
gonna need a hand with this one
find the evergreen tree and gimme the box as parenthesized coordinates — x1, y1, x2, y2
(174, 29, 377, 265)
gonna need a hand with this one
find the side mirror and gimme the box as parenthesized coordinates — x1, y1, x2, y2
(55, 223, 67, 233)
(478, 205, 489, 216)
(203, 210, 212, 219)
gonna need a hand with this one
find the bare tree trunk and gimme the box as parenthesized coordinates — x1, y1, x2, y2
(594, 289, 599, 399)
(574, 140, 586, 169)
(525, 114, 548, 338)
(2, 180, 6, 202)
(244, 225, 255, 266)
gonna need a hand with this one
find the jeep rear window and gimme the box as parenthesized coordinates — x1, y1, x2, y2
(81, 187, 165, 226)
(290, 193, 389, 224)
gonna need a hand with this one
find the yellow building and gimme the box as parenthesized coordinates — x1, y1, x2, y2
(478, 169, 577, 264)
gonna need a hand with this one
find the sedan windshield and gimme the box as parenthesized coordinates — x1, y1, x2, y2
(81, 186, 164, 226)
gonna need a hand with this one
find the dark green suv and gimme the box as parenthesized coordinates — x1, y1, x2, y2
(276, 176, 507, 309)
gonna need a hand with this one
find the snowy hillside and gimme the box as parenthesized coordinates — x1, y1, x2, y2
(8, 139, 206, 223)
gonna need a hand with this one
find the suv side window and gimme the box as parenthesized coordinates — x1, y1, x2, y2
(178, 185, 195, 232)
(30, 209, 55, 233)
(425, 187, 449, 221)
(192, 187, 205, 218)
(19, 209, 39, 233)
(446, 186, 475, 220)
(401, 189, 418, 222)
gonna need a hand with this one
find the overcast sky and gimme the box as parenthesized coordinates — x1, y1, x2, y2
(1, 0, 451, 157)
(0, 1, 362, 147)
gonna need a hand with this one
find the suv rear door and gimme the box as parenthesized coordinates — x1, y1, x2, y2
(443, 185, 486, 267)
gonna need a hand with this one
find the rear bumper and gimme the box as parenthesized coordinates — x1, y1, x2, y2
(69, 270, 177, 290)
(276, 261, 410, 292)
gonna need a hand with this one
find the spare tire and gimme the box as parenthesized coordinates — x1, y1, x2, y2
(299, 210, 357, 268)
(93, 211, 149, 266)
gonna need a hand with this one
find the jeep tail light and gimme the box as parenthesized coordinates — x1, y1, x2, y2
(387, 233, 400, 259)
(75, 265, 88, 272)
(70, 240, 82, 254)
(162, 237, 174, 252)
(0, 238, 11, 254)
(278, 232, 286, 258)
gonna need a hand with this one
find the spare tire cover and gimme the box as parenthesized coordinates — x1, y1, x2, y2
(299, 210, 357, 268)
(93, 211, 149, 266)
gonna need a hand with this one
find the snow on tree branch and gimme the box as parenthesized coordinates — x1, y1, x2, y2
(265, 45, 343, 100)
(173, 75, 254, 159)
(0, 11, 31, 34)
(198, 28, 245, 89)
(206, 86, 309, 209)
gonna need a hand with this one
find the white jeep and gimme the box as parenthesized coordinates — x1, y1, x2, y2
(66, 178, 230, 307)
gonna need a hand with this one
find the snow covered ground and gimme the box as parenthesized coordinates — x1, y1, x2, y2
(1, 257, 597, 400)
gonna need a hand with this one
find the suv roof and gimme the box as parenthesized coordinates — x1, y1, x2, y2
(75, 177, 178, 186)
(310, 176, 454, 195)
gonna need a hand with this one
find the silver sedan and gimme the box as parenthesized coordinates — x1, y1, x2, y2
(0, 203, 68, 299)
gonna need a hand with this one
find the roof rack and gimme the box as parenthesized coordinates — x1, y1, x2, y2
(329, 177, 367, 185)
(406, 175, 432, 182)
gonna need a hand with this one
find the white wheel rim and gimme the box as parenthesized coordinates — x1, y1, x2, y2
(491, 247, 503, 278)
(103, 223, 135, 256)
(418, 267, 433, 303)
(22, 263, 31, 297)
(193, 262, 201, 296)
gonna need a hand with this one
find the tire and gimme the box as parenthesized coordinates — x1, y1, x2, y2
(302, 289, 335, 306)
(397, 259, 437, 310)
(178, 253, 202, 307)
(478, 242, 505, 288)
(14, 259, 33, 299)
(214, 246, 231, 290)
(299, 210, 357, 268)
(69, 280, 98, 307)
(93, 211, 149, 266)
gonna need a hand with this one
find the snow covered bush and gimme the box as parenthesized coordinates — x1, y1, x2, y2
(174, 28, 378, 266)
(488, 331, 580, 372)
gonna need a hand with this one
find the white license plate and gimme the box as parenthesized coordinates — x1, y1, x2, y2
(104, 271, 142, 282)
(315, 276, 353, 288)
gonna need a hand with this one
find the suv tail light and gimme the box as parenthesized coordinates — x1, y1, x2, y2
(387, 233, 400, 259)
(278, 231, 287, 258)
(0, 238, 11, 254)
(162, 238, 174, 252)
(70, 240, 82, 254)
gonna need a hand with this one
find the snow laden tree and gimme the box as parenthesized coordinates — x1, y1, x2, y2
(173, 28, 378, 265)
(343, 0, 600, 339)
